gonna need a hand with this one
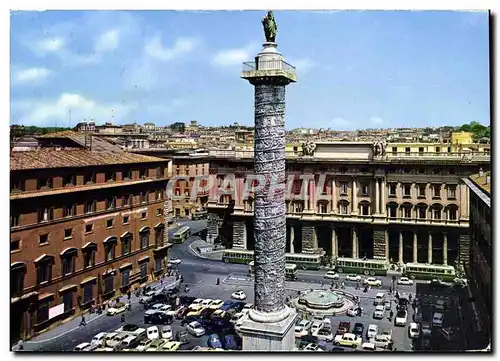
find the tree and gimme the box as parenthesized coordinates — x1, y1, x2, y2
(169, 122, 185, 132)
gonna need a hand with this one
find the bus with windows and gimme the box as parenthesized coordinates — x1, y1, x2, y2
(334, 257, 390, 276)
(191, 210, 208, 220)
(221, 249, 321, 270)
(248, 261, 298, 281)
(404, 263, 456, 282)
(172, 226, 191, 244)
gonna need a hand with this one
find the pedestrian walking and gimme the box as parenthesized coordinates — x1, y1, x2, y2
(216, 278, 220, 285)
(79, 314, 87, 326)
(127, 290, 131, 301)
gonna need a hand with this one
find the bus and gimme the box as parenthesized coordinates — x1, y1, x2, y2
(172, 226, 191, 244)
(248, 261, 298, 281)
(404, 263, 456, 282)
(221, 249, 322, 270)
(334, 257, 390, 276)
(191, 210, 208, 220)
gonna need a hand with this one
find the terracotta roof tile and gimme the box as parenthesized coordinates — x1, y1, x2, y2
(10, 149, 167, 171)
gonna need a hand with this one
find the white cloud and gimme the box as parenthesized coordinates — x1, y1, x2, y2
(289, 58, 315, 73)
(12, 67, 52, 85)
(35, 37, 66, 53)
(370, 116, 384, 125)
(95, 29, 120, 53)
(12, 93, 132, 126)
(145, 36, 198, 62)
(211, 43, 258, 67)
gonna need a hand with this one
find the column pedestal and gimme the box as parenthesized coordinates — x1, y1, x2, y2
(239, 307, 298, 351)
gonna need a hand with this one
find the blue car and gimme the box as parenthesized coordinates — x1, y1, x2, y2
(223, 334, 240, 350)
(220, 301, 237, 311)
(207, 334, 223, 349)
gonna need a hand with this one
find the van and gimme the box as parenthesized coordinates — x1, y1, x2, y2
(120, 335, 140, 350)
(373, 293, 386, 306)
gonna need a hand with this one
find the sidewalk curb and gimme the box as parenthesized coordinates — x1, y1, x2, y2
(188, 242, 223, 260)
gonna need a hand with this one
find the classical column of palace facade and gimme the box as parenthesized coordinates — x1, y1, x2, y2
(233, 220, 248, 249)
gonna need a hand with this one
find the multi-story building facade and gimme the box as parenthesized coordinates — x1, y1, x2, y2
(464, 170, 491, 345)
(10, 149, 172, 341)
(205, 142, 490, 269)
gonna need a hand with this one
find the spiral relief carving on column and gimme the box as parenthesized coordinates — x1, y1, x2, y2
(253, 84, 287, 313)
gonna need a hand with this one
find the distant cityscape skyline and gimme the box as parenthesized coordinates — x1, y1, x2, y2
(10, 10, 490, 129)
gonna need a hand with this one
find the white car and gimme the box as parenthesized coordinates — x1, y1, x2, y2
(154, 304, 176, 316)
(209, 299, 224, 310)
(294, 320, 311, 338)
(303, 343, 323, 352)
(324, 271, 339, 280)
(346, 274, 362, 282)
(91, 332, 107, 346)
(409, 322, 420, 338)
(136, 338, 153, 351)
(347, 306, 363, 317)
(367, 324, 378, 339)
(243, 303, 253, 310)
(201, 299, 214, 308)
(74, 342, 91, 351)
(106, 303, 128, 316)
(189, 298, 204, 308)
(311, 320, 324, 334)
(147, 326, 160, 340)
(364, 277, 382, 287)
(314, 328, 334, 342)
(139, 290, 159, 304)
(395, 310, 408, 326)
(432, 312, 444, 327)
(231, 290, 247, 300)
(186, 321, 206, 337)
(398, 277, 414, 286)
(230, 312, 245, 324)
(102, 332, 117, 347)
(168, 258, 182, 265)
(161, 326, 173, 340)
(373, 305, 385, 319)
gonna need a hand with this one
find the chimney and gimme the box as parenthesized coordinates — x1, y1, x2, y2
(479, 168, 484, 177)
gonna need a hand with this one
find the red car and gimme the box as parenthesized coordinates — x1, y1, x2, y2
(175, 306, 190, 319)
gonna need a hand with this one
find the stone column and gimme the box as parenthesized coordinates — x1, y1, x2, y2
(443, 233, 448, 265)
(289, 225, 295, 254)
(331, 177, 337, 214)
(384, 229, 389, 261)
(381, 179, 386, 215)
(232, 220, 248, 249)
(413, 232, 418, 263)
(352, 228, 358, 259)
(428, 232, 433, 264)
(240, 40, 297, 351)
(331, 227, 338, 260)
(375, 178, 380, 214)
(310, 177, 316, 212)
(303, 178, 309, 210)
(399, 231, 404, 264)
(351, 178, 358, 215)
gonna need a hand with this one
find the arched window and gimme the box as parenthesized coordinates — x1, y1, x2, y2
(154, 223, 165, 247)
(387, 201, 398, 218)
(416, 203, 428, 219)
(139, 227, 151, 249)
(34, 254, 54, 285)
(103, 237, 118, 261)
(120, 232, 133, 256)
(245, 196, 254, 212)
(60, 248, 78, 276)
(339, 200, 350, 215)
(11, 262, 26, 296)
(293, 200, 304, 213)
(431, 203, 443, 220)
(359, 200, 371, 216)
(81, 242, 97, 268)
(446, 204, 459, 221)
(401, 202, 413, 219)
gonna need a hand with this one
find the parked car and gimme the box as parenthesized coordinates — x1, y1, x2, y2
(435, 299, 446, 312)
(384, 300, 391, 310)
(231, 290, 247, 300)
(168, 258, 182, 265)
(116, 324, 139, 333)
(207, 334, 223, 349)
(353, 323, 364, 337)
(421, 321, 432, 338)
(294, 320, 312, 338)
(398, 277, 414, 286)
(373, 305, 385, 319)
(230, 312, 246, 324)
(367, 324, 378, 339)
(145, 294, 170, 309)
(145, 339, 166, 352)
(325, 271, 339, 280)
(360, 342, 376, 352)
(364, 277, 382, 287)
(160, 341, 181, 351)
(347, 306, 363, 317)
(146, 326, 161, 340)
(201, 299, 214, 308)
(346, 274, 362, 282)
(314, 328, 334, 342)
(373, 292, 386, 306)
(139, 290, 160, 304)
(175, 306, 190, 319)
(336, 321, 351, 335)
(209, 299, 224, 310)
(187, 321, 206, 337)
(220, 300, 237, 311)
(409, 322, 420, 338)
(334, 333, 362, 348)
(106, 333, 130, 349)
(175, 330, 191, 344)
(91, 332, 107, 346)
(311, 320, 324, 335)
(432, 312, 444, 327)
(223, 334, 241, 350)
(303, 343, 323, 352)
(145, 311, 174, 325)
(74, 342, 91, 352)
(189, 298, 204, 308)
(135, 338, 153, 351)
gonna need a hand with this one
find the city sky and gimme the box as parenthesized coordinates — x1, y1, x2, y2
(10, 10, 490, 130)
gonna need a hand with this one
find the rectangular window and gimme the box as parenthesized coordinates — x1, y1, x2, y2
(39, 234, 49, 245)
(106, 219, 114, 228)
(155, 229, 163, 247)
(141, 212, 147, 220)
(36, 263, 51, 284)
(104, 276, 114, 294)
(83, 250, 95, 268)
(39, 207, 54, 222)
(389, 184, 397, 196)
(11, 240, 20, 252)
(392, 147, 397, 155)
(340, 182, 348, 195)
(83, 284, 93, 303)
(340, 204, 348, 215)
(62, 292, 73, 312)
(64, 174, 75, 186)
(85, 200, 96, 213)
(155, 258, 162, 272)
(418, 184, 426, 197)
(447, 186, 456, 199)
(447, 147, 451, 153)
(185, 208, 190, 216)
(122, 239, 131, 256)
(318, 203, 328, 214)
(419, 208, 426, 219)
(85, 224, 93, 233)
(449, 208, 457, 220)
(403, 184, 411, 197)
(11, 269, 24, 294)
(121, 270, 130, 287)
(123, 216, 130, 224)
(433, 185, 441, 198)
(418, 147, 424, 154)
(105, 244, 115, 261)
(11, 178, 25, 191)
(125, 169, 133, 180)
(64, 228, 73, 239)
(85, 173, 96, 184)
(157, 208, 163, 216)
(140, 262, 148, 279)
(156, 167, 163, 179)
(405, 147, 410, 154)
(361, 184, 369, 196)
(11, 214, 20, 227)
(294, 202, 303, 213)
(389, 207, 397, 218)
(62, 256, 75, 275)
(37, 302, 50, 324)
(436, 147, 441, 153)
(361, 204, 370, 216)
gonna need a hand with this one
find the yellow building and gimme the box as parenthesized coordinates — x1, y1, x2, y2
(451, 131, 473, 145)
(387, 142, 453, 154)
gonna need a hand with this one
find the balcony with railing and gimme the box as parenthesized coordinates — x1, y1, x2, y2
(241, 59, 297, 82)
